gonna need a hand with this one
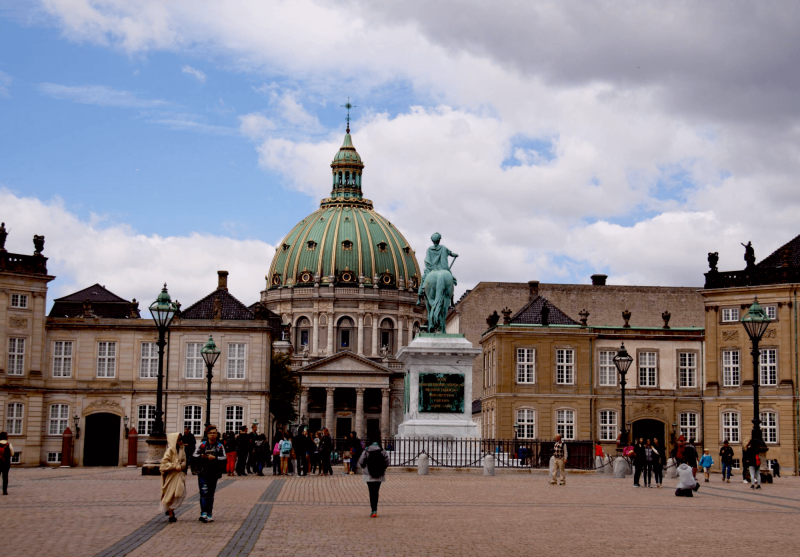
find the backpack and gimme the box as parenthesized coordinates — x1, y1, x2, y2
(366, 447, 387, 479)
(0, 443, 9, 465)
(755, 454, 761, 467)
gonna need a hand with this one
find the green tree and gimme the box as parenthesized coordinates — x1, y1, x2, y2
(270, 352, 300, 425)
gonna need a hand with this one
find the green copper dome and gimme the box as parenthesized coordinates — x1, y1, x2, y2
(267, 130, 420, 290)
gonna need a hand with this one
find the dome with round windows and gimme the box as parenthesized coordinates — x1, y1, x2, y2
(267, 130, 421, 290)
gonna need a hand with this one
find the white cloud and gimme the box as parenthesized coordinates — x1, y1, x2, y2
(182, 65, 206, 82)
(0, 189, 272, 309)
(0, 71, 12, 98)
(38, 83, 168, 107)
(238, 112, 276, 140)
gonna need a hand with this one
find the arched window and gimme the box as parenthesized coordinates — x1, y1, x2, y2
(338, 172, 343, 185)
(345, 171, 350, 185)
(338, 317, 353, 351)
(516, 408, 535, 439)
(380, 319, 394, 355)
(296, 317, 311, 352)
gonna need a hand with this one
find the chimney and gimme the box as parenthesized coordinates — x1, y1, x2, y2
(218, 270, 229, 291)
(528, 280, 539, 300)
(591, 274, 607, 286)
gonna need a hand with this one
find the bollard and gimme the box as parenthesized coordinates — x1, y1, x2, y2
(418, 453, 430, 475)
(483, 454, 495, 476)
(127, 427, 139, 467)
(60, 427, 74, 467)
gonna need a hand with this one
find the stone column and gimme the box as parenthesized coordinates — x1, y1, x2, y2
(355, 388, 366, 438)
(327, 312, 334, 355)
(325, 387, 335, 431)
(357, 314, 364, 356)
(408, 318, 414, 343)
(395, 321, 402, 354)
(312, 313, 319, 356)
(381, 388, 391, 438)
(371, 314, 378, 356)
(299, 387, 309, 422)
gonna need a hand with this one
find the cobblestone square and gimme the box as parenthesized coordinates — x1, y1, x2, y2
(1, 468, 798, 557)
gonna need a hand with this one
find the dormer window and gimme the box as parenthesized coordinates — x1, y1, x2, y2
(307, 240, 317, 251)
(402, 246, 411, 255)
(282, 243, 290, 252)
(377, 242, 388, 253)
(342, 240, 353, 251)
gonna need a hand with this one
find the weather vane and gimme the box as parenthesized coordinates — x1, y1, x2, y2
(341, 97, 356, 133)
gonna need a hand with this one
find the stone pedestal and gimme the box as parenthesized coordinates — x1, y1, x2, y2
(141, 435, 167, 476)
(396, 334, 481, 438)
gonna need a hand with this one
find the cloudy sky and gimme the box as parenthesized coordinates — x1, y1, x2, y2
(1, 1, 799, 309)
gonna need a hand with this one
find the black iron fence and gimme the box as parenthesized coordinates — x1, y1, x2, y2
(325, 438, 594, 470)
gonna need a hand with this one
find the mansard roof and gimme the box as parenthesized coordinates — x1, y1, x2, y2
(510, 295, 580, 326)
(54, 284, 128, 303)
(49, 284, 135, 319)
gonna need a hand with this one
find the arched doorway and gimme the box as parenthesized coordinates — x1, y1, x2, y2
(83, 413, 121, 466)
(632, 419, 666, 446)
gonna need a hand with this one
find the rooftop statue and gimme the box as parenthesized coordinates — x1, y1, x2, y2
(417, 232, 457, 333)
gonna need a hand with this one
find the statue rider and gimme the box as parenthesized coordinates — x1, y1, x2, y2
(417, 232, 457, 307)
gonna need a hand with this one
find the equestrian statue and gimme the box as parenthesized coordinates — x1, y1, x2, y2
(417, 232, 458, 333)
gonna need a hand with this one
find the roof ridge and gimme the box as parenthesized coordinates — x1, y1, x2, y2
(54, 283, 130, 303)
(180, 288, 255, 320)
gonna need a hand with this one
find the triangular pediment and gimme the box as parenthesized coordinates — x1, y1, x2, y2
(300, 352, 392, 374)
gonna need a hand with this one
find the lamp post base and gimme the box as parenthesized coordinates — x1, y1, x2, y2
(141, 434, 167, 476)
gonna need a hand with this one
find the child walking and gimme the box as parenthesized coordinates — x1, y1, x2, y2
(159, 432, 187, 522)
(698, 448, 714, 483)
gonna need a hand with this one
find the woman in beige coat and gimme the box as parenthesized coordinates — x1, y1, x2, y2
(159, 432, 187, 522)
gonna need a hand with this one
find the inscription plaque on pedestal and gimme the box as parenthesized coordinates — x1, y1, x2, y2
(418, 373, 464, 413)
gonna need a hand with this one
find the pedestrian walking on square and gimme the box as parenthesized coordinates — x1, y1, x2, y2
(159, 432, 187, 522)
(272, 429, 284, 475)
(772, 459, 781, 478)
(549, 434, 568, 485)
(223, 432, 237, 477)
(698, 449, 714, 483)
(633, 438, 645, 487)
(358, 432, 389, 518)
(311, 432, 321, 474)
(348, 431, 362, 475)
(235, 425, 250, 476)
(0, 432, 14, 495)
(279, 433, 293, 476)
(675, 462, 700, 497)
(643, 439, 656, 487)
(255, 433, 268, 476)
(652, 438, 664, 488)
(719, 440, 733, 483)
(181, 426, 196, 475)
(742, 438, 761, 489)
(320, 429, 334, 476)
(247, 423, 260, 474)
(193, 425, 226, 523)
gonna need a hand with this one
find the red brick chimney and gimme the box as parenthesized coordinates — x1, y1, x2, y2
(218, 270, 229, 291)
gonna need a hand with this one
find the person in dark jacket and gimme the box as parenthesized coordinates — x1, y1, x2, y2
(235, 426, 250, 476)
(193, 425, 226, 522)
(772, 459, 781, 478)
(348, 431, 362, 475)
(633, 438, 645, 487)
(181, 426, 197, 475)
(272, 430, 284, 476)
(684, 438, 699, 478)
(742, 438, 761, 489)
(223, 432, 237, 477)
(719, 440, 734, 483)
(320, 428, 334, 476)
(357, 432, 390, 518)
(0, 432, 14, 495)
(296, 428, 313, 476)
(247, 424, 260, 474)
(652, 438, 665, 488)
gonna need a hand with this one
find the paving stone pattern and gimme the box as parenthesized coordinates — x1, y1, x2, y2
(0, 468, 798, 557)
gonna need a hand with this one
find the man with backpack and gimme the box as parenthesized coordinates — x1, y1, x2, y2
(192, 424, 226, 523)
(0, 431, 14, 495)
(357, 432, 390, 518)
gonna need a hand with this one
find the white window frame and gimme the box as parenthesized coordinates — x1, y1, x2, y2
(764, 305, 777, 320)
(10, 294, 29, 308)
(599, 410, 618, 441)
(731, 458, 741, 469)
(8, 337, 25, 376)
(722, 350, 740, 387)
(6, 403, 23, 435)
(721, 307, 739, 322)
(140, 342, 159, 379)
(226, 343, 247, 380)
(760, 411, 778, 444)
(516, 408, 535, 439)
(47, 452, 62, 463)
(516, 348, 535, 384)
(184, 405, 203, 436)
(678, 352, 697, 388)
(225, 405, 244, 434)
(679, 412, 698, 441)
(556, 409, 575, 440)
(759, 349, 778, 386)
(10, 453, 20, 464)
(185, 342, 204, 379)
(138, 404, 157, 435)
(555, 349, 575, 385)
(638, 352, 657, 387)
(48, 404, 69, 436)
(52, 341, 73, 378)
(722, 411, 740, 444)
(598, 351, 617, 387)
(96, 341, 117, 378)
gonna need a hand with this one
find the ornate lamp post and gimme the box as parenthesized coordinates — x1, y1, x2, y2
(142, 284, 178, 475)
(741, 296, 772, 454)
(613, 343, 634, 447)
(200, 335, 221, 434)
